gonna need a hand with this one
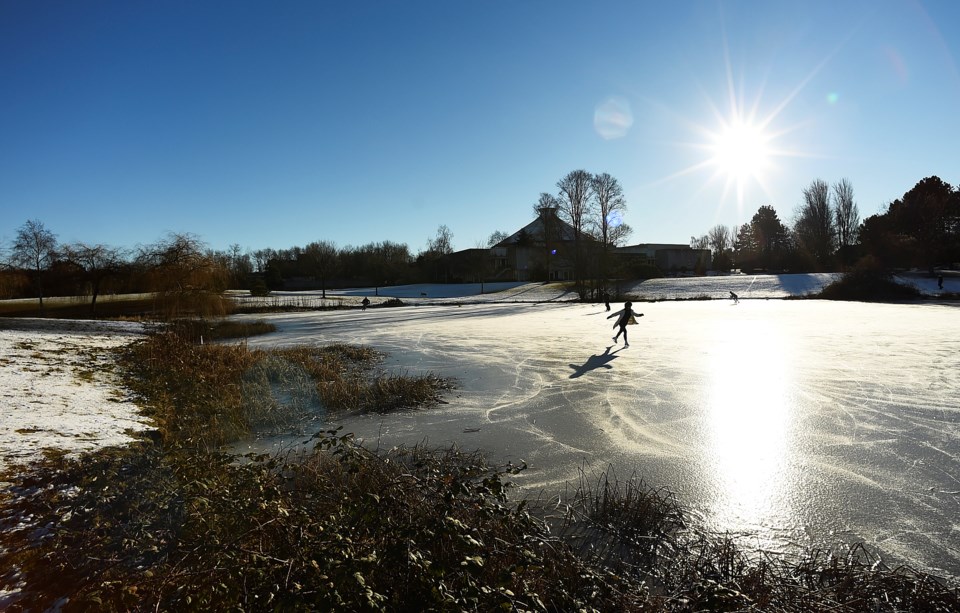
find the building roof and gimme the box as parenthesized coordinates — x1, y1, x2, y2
(494, 207, 580, 247)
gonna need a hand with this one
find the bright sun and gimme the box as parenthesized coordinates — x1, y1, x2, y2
(648, 33, 819, 213)
(711, 119, 771, 182)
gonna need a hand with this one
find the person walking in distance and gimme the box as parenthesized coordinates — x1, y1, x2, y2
(607, 301, 642, 347)
(729, 291, 739, 304)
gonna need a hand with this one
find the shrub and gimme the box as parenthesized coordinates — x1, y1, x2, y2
(819, 257, 921, 302)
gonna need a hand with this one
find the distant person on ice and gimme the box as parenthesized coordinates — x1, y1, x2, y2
(361, 297, 370, 311)
(729, 291, 739, 304)
(608, 301, 642, 347)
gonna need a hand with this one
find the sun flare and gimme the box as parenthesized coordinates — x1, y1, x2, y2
(646, 26, 826, 215)
(711, 119, 771, 183)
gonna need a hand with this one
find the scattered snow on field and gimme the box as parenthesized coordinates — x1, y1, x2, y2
(0, 319, 154, 474)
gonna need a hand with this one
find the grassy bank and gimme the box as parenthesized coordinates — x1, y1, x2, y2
(1, 324, 958, 611)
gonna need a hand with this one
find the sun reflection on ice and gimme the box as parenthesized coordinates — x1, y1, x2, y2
(704, 318, 795, 536)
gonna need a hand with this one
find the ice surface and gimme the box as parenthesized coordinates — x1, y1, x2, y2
(235, 282, 960, 580)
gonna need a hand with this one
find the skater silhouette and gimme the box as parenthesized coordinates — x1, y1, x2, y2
(569, 346, 619, 378)
(729, 291, 739, 304)
(607, 301, 642, 347)
(361, 297, 370, 310)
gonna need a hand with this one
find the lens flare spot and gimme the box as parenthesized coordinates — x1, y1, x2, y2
(606, 210, 623, 228)
(594, 96, 633, 140)
(883, 46, 909, 85)
(827, 92, 839, 104)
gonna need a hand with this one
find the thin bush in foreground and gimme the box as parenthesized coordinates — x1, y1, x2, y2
(554, 470, 959, 612)
(0, 434, 643, 611)
(4, 441, 957, 612)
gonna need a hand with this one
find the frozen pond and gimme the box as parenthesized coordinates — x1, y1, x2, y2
(237, 298, 960, 581)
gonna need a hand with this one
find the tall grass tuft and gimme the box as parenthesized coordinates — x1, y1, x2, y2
(120, 326, 451, 449)
(558, 467, 687, 571)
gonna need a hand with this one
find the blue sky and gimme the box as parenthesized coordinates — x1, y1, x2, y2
(2, 0, 959, 255)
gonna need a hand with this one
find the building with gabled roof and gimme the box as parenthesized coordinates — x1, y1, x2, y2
(445, 207, 711, 283)
(490, 206, 583, 281)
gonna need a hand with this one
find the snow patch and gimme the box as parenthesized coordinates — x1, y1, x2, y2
(0, 318, 154, 474)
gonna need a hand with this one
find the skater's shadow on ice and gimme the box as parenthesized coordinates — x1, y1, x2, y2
(568, 346, 621, 379)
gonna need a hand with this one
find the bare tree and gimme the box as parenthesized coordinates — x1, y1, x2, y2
(59, 242, 127, 314)
(487, 230, 508, 247)
(421, 225, 454, 283)
(707, 224, 732, 270)
(591, 173, 631, 247)
(427, 225, 454, 256)
(590, 172, 631, 296)
(252, 248, 275, 274)
(690, 234, 708, 250)
(557, 170, 594, 293)
(533, 192, 560, 218)
(11, 219, 57, 308)
(303, 240, 338, 298)
(690, 234, 710, 274)
(795, 179, 835, 269)
(225, 243, 253, 288)
(137, 233, 228, 319)
(557, 170, 593, 236)
(832, 178, 860, 250)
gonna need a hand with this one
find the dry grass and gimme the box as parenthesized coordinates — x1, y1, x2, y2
(120, 324, 452, 450)
(551, 470, 960, 612)
(0, 294, 234, 320)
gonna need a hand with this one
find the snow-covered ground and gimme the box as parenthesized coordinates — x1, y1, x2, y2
(0, 319, 154, 475)
(228, 271, 957, 308)
(3, 273, 959, 582)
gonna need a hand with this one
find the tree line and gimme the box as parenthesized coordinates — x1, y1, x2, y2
(3, 173, 955, 310)
(0, 227, 431, 310)
(0, 220, 505, 312)
(1, 169, 635, 305)
(692, 175, 959, 273)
